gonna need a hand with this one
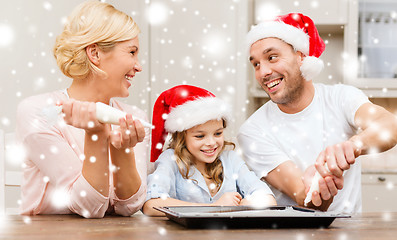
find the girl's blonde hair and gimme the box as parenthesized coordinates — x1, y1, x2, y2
(53, 0, 140, 80)
(168, 119, 235, 191)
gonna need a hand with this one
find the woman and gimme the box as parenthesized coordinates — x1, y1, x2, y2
(16, 1, 148, 218)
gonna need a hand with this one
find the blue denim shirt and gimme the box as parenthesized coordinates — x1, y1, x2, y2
(146, 149, 274, 203)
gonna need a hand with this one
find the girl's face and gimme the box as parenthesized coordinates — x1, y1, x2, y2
(98, 37, 142, 99)
(185, 119, 224, 169)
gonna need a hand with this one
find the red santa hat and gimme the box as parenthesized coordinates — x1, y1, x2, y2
(150, 85, 231, 162)
(246, 13, 325, 81)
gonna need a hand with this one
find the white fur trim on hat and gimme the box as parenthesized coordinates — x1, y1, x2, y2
(300, 56, 324, 81)
(247, 21, 323, 80)
(164, 97, 232, 133)
(246, 21, 310, 55)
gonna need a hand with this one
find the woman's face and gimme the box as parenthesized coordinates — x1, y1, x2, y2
(185, 119, 225, 170)
(98, 37, 142, 98)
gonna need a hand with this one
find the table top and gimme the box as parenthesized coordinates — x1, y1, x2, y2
(1, 212, 396, 240)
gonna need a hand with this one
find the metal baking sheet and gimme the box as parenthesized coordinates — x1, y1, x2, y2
(154, 205, 350, 229)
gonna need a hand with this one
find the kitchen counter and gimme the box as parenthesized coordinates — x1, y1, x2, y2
(1, 212, 396, 240)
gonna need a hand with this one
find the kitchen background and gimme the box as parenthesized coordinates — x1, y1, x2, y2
(0, 0, 396, 213)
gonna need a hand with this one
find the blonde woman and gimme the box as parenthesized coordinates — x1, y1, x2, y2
(16, 1, 148, 218)
(143, 85, 276, 216)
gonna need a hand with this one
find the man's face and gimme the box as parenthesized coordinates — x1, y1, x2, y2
(249, 37, 305, 106)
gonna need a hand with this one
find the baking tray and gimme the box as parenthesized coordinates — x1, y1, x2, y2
(154, 205, 350, 229)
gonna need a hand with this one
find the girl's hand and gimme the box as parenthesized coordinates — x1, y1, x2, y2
(110, 113, 145, 150)
(213, 192, 242, 206)
(62, 100, 106, 134)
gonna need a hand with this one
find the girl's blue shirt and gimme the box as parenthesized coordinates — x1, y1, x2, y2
(146, 149, 274, 203)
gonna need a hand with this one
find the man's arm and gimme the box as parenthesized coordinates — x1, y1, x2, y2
(316, 102, 397, 177)
(265, 161, 305, 205)
(352, 102, 397, 155)
(264, 160, 338, 210)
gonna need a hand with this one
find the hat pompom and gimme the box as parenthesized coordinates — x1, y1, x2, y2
(300, 56, 324, 81)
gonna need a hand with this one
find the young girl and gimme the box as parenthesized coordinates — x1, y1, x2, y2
(143, 85, 276, 216)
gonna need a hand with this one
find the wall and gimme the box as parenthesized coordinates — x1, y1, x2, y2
(0, 0, 249, 141)
(0, 0, 148, 133)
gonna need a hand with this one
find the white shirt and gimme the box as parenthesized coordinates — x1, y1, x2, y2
(238, 83, 370, 213)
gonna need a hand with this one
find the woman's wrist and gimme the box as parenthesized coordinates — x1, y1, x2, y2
(85, 124, 110, 138)
(109, 144, 135, 165)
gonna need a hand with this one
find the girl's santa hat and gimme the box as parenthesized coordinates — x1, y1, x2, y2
(246, 13, 325, 81)
(151, 85, 231, 162)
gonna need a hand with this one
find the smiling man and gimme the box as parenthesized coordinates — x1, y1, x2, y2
(238, 13, 397, 213)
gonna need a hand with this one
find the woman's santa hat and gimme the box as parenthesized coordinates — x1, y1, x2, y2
(150, 85, 231, 162)
(246, 13, 325, 80)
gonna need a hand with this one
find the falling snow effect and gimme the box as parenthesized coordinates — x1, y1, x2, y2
(23, 216, 32, 224)
(146, 2, 169, 25)
(157, 227, 167, 236)
(0, 0, 396, 230)
(51, 189, 70, 209)
(5, 141, 26, 167)
(0, 23, 14, 47)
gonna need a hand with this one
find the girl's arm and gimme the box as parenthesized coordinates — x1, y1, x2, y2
(230, 151, 277, 207)
(143, 198, 211, 216)
(143, 192, 243, 217)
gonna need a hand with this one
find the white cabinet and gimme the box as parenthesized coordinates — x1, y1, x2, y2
(360, 146, 397, 212)
(345, 0, 397, 97)
(254, 0, 348, 25)
(362, 173, 397, 212)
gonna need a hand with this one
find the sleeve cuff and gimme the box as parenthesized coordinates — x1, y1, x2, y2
(69, 175, 110, 218)
(145, 186, 170, 202)
(112, 183, 147, 216)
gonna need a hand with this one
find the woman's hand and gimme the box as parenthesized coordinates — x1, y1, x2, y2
(110, 114, 145, 150)
(213, 192, 242, 206)
(62, 100, 107, 134)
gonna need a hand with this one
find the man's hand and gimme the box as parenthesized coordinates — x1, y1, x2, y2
(303, 165, 344, 211)
(315, 141, 360, 178)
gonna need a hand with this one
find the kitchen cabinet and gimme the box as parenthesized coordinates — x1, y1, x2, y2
(362, 173, 397, 212)
(345, 0, 397, 97)
(254, 0, 348, 25)
(360, 146, 397, 212)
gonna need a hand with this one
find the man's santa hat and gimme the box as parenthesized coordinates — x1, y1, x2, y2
(150, 85, 231, 162)
(246, 13, 325, 80)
